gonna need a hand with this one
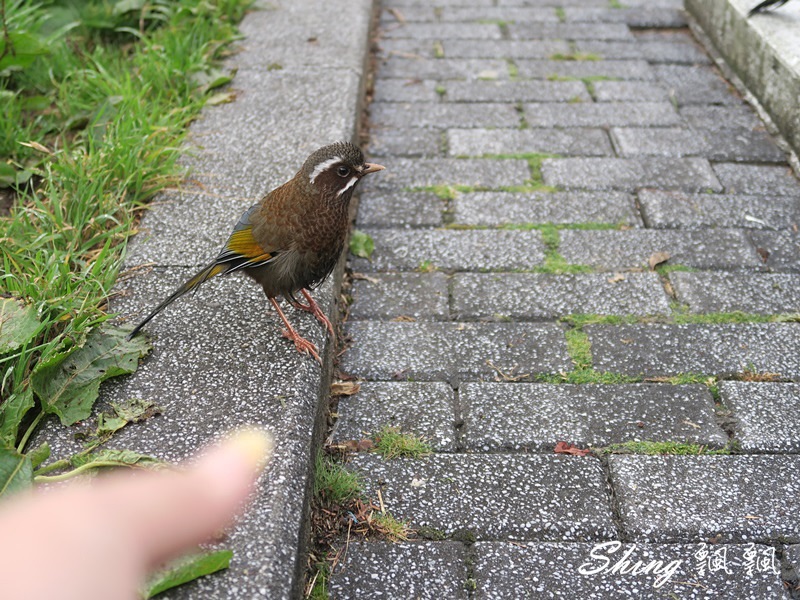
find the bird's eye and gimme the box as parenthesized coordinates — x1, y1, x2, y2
(336, 166, 350, 178)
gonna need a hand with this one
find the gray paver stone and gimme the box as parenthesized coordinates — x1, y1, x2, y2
(381, 23, 502, 39)
(341, 322, 571, 381)
(558, 229, 761, 271)
(713, 163, 800, 196)
(370, 102, 520, 129)
(349, 228, 546, 272)
(444, 79, 590, 102)
(329, 542, 468, 600)
(720, 382, 800, 453)
(372, 78, 442, 103)
(587, 323, 800, 379)
(349, 453, 616, 540)
(671, 272, 800, 314)
(516, 59, 654, 80)
(653, 64, 738, 105)
(367, 129, 443, 158)
(462, 383, 727, 451)
(332, 382, 456, 451)
(638, 189, 800, 230)
(447, 128, 613, 156)
(443, 39, 571, 59)
(361, 157, 530, 189)
(473, 542, 786, 599)
(748, 231, 800, 272)
(611, 455, 800, 542)
(356, 190, 445, 227)
(378, 57, 509, 80)
(679, 104, 763, 131)
(564, 6, 687, 28)
(349, 272, 450, 321)
(542, 157, 721, 192)
(507, 23, 635, 41)
(452, 190, 642, 226)
(591, 81, 671, 102)
(524, 103, 681, 128)
(452, 272, 670, 319)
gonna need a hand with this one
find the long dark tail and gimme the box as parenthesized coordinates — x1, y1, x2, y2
(127, 262, 228, 339)
(749, 0, 789, 16)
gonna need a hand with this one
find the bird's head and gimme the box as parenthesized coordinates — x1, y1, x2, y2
(301, 141, 384, 202)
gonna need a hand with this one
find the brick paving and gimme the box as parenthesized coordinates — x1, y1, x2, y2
(329, 0, 800, 597)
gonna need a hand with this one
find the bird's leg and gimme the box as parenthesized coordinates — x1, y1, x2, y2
(269, 297, 321, 364)
(290, 289, 335, 340)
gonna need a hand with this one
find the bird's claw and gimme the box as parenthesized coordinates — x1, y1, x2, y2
(281, 329, 321, 364)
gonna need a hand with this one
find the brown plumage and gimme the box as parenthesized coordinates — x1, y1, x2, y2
(127, 141, 385, 361)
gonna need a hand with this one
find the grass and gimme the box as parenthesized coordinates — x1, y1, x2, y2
(550, 52, 602, 62)
(595, 441, 731, 455)
(0, 0, 251, 448)
(373, 425, 432, 459)
(313, 453, 363, 506)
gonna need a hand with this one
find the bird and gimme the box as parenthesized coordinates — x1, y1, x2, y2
(748, 0, 791, 16)
(127, 141, 385, 362)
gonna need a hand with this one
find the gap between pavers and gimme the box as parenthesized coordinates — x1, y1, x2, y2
(33, 1, 377, 598)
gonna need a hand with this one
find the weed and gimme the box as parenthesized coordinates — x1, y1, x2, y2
(373, 426, 432, 459)
(313, 453, 362, 506)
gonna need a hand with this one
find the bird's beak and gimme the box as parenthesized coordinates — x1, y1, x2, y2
(362, 162, 386, 175)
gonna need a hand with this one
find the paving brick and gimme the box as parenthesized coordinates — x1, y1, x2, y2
(443, 39, 571, 59)
(591, 81, 671, 102)
(377, 37, 445, 59)
(361, 157, 531, 190)
(372, 78, 441, 102)
(786, 545, 800, 579)
(452, 190, 642, 226)
(473, 542, 786, 599)
(638, 189, 800, 230)
(587, 323, 800, 379)
(349, 453, 616, 540)
(672, 272, 800, 314)
(330, 542, 468, 600)
(445, 79, 590, 102)
(713, 163, 800, 196)
(559, 229, 760, 271)
(611, 455, 800, 542)
(748, 231, 800, 272)
(452, 273, 670, 319)
(524, 103, 680, 128)
(332, 382, 456, 451)
(577, 38, 711, 64)
(564, 7, 687, 28)
(368, 128, 443, 158)
(612, 127, 787, 162)
(439, 6, 561, 22)
(720, 382, 800, 453)
(462, 383, 727, 451)
(379, 6, 437, 22)
(542, 157, 722, 192)
(678, 104, 763, 131)
(350, 228, 546, 272)
(382, 22, 503, 39)
(378, 57, 510, 80)
(349, 272, 450, 321)
(517, 59, 654, 80)
(653, 64, 738, 106)
(356, 190, 444, 227)
(341, 322, 571, 381)
(507, 22, 635, 41)
(370, 102, 519, 129)
(447, 128, 612, 156)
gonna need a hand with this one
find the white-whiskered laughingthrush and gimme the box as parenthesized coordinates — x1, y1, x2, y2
(127, 141, 385, 362)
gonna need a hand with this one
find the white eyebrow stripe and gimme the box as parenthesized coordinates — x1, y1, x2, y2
(309, 156, 343, 184)
(336, 176, 358, 197)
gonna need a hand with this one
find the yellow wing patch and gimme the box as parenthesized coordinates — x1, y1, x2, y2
(220, 227, 274, 266)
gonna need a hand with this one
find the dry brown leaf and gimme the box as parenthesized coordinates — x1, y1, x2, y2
(386, 7, 406, 23)
(554, 441, 590, 456)
(648, 251, 670, 270)
(331, 381, 361, 396)
(607, 272, 625, 284)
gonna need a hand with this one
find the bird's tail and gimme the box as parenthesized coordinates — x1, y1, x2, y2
(127, 262, 228, 339)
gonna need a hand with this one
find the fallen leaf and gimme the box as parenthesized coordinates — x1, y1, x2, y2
(648, 251, 670, 270)
(554, 441, 590, 456)
(0, 297, 41, 354)
(756, 247, 770, 263)
(142, 550, 233, 598)
(349, 230, 375, 259)
(331, 381, 361, 396)
(607, 273, 625, 284)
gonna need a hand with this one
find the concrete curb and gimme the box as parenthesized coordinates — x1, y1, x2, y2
(685, 0, 800, 159)
(37, 1, 376, 598)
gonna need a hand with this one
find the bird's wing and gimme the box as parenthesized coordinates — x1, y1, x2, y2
(215, 203, 280, 272)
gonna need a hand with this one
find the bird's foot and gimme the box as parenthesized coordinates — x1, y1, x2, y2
(292, 289, 336, 340)
(281, 329, 321, 364)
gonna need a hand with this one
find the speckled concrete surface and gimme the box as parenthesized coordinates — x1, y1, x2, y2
(611, 455, 800, 542)
(349, 453, 616, 540)
(720, 382, 800, 453)
(36, 1, 376, 598)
